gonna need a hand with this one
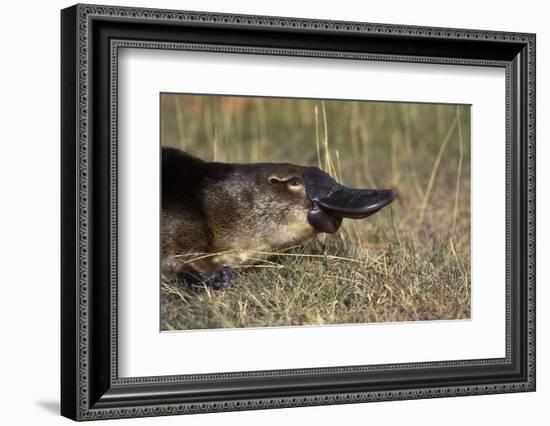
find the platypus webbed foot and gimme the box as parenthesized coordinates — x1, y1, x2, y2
(178, 267, 234, 291)
(209, 268, 234, 290)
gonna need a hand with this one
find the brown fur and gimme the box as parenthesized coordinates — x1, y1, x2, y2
(161, 147, 316, 279)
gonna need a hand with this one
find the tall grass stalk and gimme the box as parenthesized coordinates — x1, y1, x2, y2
(452, 107, 464, 234)
(174, 96, 186, 149)
(418, 113, 459, 224)
(402, 104, 425, 200)
(314, 105, 322, 168)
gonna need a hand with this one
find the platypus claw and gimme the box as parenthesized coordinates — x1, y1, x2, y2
(209, 268, 234, 290)
(179, 267, 234, 291)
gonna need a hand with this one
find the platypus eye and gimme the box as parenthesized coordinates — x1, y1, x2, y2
(288, 177, 302, 187)
(268, 175, 302, 188)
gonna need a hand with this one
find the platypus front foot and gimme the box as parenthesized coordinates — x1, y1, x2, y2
(179, 267, 234, 290)
(208, 267, 234, 290)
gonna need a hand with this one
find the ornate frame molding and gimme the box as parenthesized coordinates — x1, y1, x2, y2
(61, 4, 535, 421)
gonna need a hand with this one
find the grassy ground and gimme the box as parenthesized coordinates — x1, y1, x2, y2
(160, 95, 471, 330)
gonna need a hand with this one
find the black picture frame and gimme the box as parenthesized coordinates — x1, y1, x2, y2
(61, 3, 536, 421)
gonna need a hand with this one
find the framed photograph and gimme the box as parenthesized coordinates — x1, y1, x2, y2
(61, 4, 536, 421)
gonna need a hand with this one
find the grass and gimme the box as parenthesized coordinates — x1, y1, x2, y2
(160, 95, 471, 330)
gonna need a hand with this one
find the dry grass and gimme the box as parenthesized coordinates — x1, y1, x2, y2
(160, 95, 471, 330)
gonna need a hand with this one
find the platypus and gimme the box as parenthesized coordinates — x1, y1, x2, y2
(162, 146, 395, 288)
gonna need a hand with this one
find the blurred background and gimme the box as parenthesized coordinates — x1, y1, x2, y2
(160, 94, 471, 329)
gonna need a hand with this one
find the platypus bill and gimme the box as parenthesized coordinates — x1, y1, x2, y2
(162, 147, 395, 289)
